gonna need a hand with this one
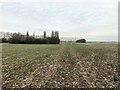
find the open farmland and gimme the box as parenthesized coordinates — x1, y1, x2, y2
(2, 44, 119, 88)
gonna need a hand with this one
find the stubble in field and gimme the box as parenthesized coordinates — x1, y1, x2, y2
(2, 44, 119, 88)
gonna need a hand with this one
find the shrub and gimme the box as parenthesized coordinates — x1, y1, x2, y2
(0, 38, 8, 43)
(76, 38, 86, 43)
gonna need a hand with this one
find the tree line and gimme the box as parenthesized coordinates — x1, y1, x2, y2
(0, 31, 60, 44)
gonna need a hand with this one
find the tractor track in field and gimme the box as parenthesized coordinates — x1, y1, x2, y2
(70, 46, 108, 88)
(66, 45, 94, 88)
(70, 45, 119, 88)
(40, 45, 94, 88)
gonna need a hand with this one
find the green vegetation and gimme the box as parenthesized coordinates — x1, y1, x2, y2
(2, 44, 119, 88)
(0, 31, 60, 44)
(76, 38, 86, 43)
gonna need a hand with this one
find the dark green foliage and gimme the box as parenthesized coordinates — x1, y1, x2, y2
(48, 37, 60, 44)
(8, 33, 26, 44)
(76, 38, 86, 43)
(26, 31, 29, 43)
(43, 31, 46, 38)
(27, 36, 35, 44)
(50, 31, 60, 44)
(0, 38, 8, 43)
(51, 31, 55, 38)
(7, 31, 60, 44)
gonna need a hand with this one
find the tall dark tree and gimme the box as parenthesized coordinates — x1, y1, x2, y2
(56, 31, 59, 38)
(51, 31, 55, 38)
(55, 31, 57, 38)
(43, 31, 46, 38)
(26, 31, 29, 42)
(56, 31, 60, 44)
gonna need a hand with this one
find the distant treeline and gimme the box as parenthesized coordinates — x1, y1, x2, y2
(0, 31, 60, 44)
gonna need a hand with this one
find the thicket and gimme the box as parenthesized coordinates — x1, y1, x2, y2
(76, 38, 86, 43)
(1, 31, 60, 44)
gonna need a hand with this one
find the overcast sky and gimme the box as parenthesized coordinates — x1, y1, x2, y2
(0, 0, 118, 41)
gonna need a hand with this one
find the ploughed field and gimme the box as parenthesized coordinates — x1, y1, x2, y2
(2, 44, 119, 88)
